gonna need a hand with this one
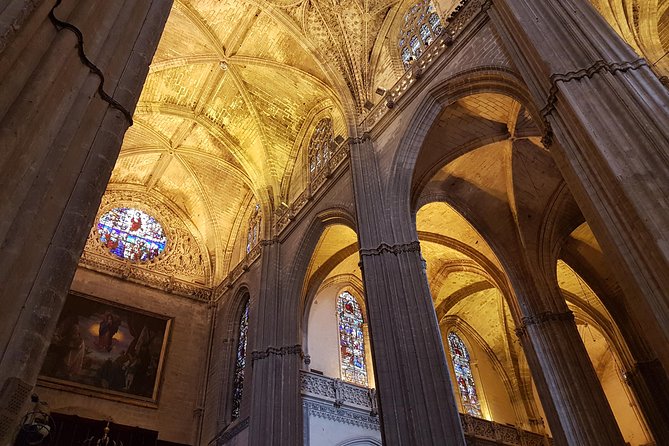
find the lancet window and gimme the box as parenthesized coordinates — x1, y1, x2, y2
(447, 332, 482, 417)
(308, 118, 334, 177)
(231, 300, 249, 420)
(246, 204, 262, 254)
(398, 1, 443, 69)
(337, 291, 367, 386)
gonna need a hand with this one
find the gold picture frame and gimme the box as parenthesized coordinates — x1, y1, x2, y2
(38, 291, 172, 407)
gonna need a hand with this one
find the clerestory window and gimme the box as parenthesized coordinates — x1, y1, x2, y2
(398, 1, 444, 69)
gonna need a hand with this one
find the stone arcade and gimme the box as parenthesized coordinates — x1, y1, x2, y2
(1, 0, 668, 445)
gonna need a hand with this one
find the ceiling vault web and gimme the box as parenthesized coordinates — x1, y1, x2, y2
(134, 102, 263, 187)
(106, 0, 418, 282)
(226, 64, 280, 189)
(175, 0, 227, 59)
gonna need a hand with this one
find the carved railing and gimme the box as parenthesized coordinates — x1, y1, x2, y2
(274, 138, 350, 235)
(460, 414, 553, 446)
(301, 371, 378, 412)
(361, 0, 488, 131)
(80, 250, 213, 301)
(214, 242, 262, 299)
(300, 372, 553, 446)
(301, 371, 381, 434)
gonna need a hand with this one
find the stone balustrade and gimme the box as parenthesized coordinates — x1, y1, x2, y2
(300, 371, 553, 446)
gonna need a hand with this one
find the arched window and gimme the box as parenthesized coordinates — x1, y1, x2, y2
(231, 300, 249, 420)
(246, 204, 261, 254)
(398, 1, 443, 69)
(308, 118, 334, 177)
(447, 332, 482, 417)
(97, 207, 167, 262)
(337, 291, 367, 386)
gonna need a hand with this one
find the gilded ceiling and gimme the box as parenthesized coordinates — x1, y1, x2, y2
(97, 0, 665, 288)
(102, 0, 462, 284)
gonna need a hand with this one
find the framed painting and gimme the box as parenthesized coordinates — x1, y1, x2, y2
(38, 292, 171, 406)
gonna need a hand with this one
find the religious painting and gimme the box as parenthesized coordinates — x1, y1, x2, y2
(38, 292, 171, 404)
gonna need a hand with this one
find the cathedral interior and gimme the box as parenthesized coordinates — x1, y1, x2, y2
(1, 0, 669, 445)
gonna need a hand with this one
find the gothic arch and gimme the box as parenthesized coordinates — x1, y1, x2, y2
(386, 66, 537, 239)
(284, 206, 359, 332)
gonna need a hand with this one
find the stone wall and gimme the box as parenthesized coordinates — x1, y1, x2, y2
(35, 267, 210, 445)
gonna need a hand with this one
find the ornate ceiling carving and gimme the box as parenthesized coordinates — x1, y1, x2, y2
(102, 0, 464, 287)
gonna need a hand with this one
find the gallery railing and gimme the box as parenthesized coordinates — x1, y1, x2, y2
(300, 371, 553, 446)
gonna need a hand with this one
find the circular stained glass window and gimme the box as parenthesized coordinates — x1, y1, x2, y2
(97, 208, 167, 262)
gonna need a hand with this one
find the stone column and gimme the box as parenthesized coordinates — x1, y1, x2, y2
(511, 264, 625, 445)
(623, 358, 669, 442)
(0, 0, 172, 441)
(489, 0, 669, 371)
(350, 137, 466, 445)
(247, 240, 302, 445)
(362, 323, 375, 389)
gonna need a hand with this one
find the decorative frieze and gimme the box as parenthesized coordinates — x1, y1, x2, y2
(359, 241, 421, 257)
(515, 310, 574, 338)
(251, 345, 304, 362)
(303, 400, 381, 431)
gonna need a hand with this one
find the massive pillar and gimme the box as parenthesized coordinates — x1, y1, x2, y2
(247, 240, 302, 445)
(489, 0, 669, 372)
(350, 136, 466, 445)
(0, 0, 172, 441)
(513, 282, 625, 445)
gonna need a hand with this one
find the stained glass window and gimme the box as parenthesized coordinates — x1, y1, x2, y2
(97, 207, 167, 262)
(246, 203, 262, 254)
(447, 332, 482, 417)
(231, 300, 249, 420)
(308, 118, 334, 177)
(398, 1, 443, 70)
(337, 291, 367, 386)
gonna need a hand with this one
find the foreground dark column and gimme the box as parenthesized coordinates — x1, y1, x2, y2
(489, 0, 669, 372)
(350, 137, 466, 445)
(247, 241, 302, 445)
(0, 0, 172, 441)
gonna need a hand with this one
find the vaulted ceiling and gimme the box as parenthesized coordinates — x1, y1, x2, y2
(100, 0, 661, 286)
(108, 0, 461, 281)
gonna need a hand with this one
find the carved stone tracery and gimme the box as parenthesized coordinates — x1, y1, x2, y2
(79, 190, 212, 299)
